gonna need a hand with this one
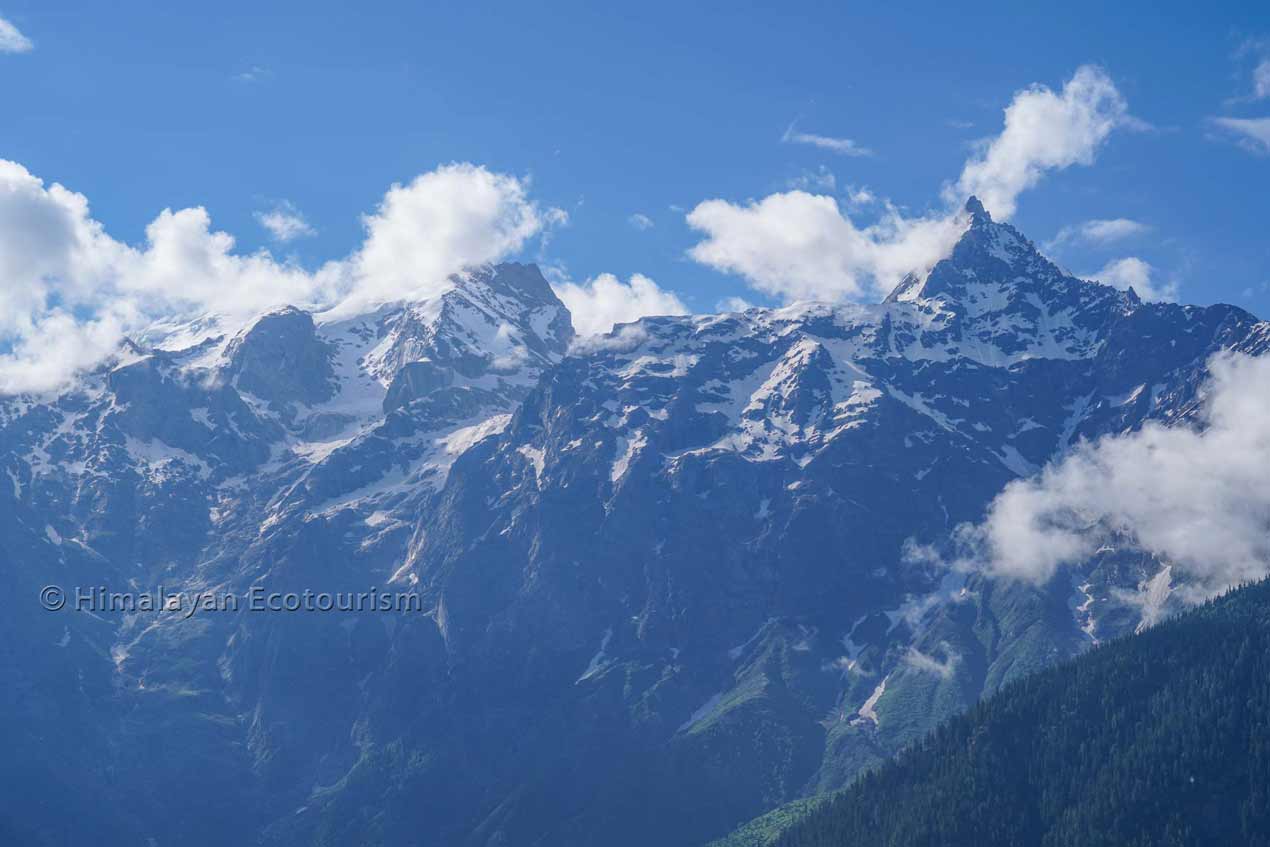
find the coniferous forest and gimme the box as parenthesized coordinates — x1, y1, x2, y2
(717, 578, 1270, 847)
(6, 11, 1270, 845)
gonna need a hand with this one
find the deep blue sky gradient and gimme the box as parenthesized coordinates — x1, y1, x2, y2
(2, 0, 1267, 312)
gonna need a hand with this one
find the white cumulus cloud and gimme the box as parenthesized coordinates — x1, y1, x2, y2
(344, 163, 557, 316)
(1088, 256, 1177, 302)
(951, 352, 1270, 594)
(552, 273, 689, 337)
(0, 16, 32, 53)
(953, 65, 1128, 220)
(0, 160, 561, 393)
(688, 66, 1133, 303)
(687, 192, 965, 302)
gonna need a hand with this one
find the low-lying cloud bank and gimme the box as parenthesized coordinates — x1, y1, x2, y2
(686, 65, 1134, 303)
(952, 352, 1270, 594)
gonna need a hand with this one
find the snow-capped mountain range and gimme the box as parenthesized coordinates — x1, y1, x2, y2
(2, 200, 1266, 847)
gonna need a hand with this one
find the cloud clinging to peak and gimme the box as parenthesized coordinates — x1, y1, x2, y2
(336, 163, 562, 317)
(0, 160, 562, 393)
(1088, 256, 1177, 302)
(553, 273, 689, 337)
(688, 66, 1133, 304)
(687, 193, 965, 302)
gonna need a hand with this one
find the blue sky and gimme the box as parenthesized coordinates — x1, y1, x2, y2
(0, 1, 1268, 365)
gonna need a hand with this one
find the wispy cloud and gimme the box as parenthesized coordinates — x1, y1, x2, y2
(785, 166, 836, 193)
(1208, 41, 1270, 153)
(627, 212, 654, 231)
(1228, 38, 1270, 102)
(1211, 116, 1270, 155)
(1047, 217, 1150, 250)
(235, 65, 271, 83)
(254, 201, 316, 242)
(716, 296, 754, 313)
(904, 646, 959, 679)
(1255, 59, 1270, 100)
(781, 123, 873, 157)
(0, 16, 33, 53)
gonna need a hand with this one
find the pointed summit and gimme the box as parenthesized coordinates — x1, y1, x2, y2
(964, 195, 991, 224)
(885, 199, 1103, 313)
(885, 197, 1004, 303)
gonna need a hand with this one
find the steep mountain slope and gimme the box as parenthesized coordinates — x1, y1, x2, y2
(324, 202, 1265, 847)
(715, 576, 1270, 847)
(1, 202, 1266, 846)
(0, 263, 573, 846)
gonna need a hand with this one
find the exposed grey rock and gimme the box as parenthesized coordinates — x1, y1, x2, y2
(224, 306, 337, 409)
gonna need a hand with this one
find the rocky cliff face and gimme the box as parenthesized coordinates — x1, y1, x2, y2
(1, 212, 1266, 847)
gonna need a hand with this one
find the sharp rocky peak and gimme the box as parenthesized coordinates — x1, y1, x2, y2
(885, 197, 1137, 328)
(962, 194, 990, 222)
(8, 189, 1270, 847)
(358, 261, 573, 389)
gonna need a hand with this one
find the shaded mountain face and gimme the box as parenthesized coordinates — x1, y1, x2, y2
(1, 210, 1266, 846)
(0, 262, 574, 846)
